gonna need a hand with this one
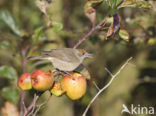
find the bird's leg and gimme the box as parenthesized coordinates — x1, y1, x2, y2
(56, 69, 75, 79)
(53, 70, 63, 76)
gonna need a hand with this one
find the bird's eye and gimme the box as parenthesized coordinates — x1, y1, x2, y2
(82, 52, 85, 55)
(78, 49, 86, 55)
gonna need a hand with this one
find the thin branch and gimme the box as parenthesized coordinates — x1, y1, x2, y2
(73, 16, 108, 49)
(33, 94, 52, 116)
(27, 94, 38, 116)
(23, 94, 40, 116)
(105, 67, 114, 77)
(20, 91, 26, 116)
(139, 76, 156, 84)
(82, 57, 133, 116)
(128, 63, 136, 68)
(93, 81, 100, 91)
(20, 47, 28, 116)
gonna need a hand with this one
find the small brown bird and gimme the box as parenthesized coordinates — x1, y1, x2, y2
(27, 48, 92, 71)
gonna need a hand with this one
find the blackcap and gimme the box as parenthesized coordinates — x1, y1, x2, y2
(27, 48, 92, 71)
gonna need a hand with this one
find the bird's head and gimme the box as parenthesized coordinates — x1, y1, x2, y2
(76, 49, 92, 59)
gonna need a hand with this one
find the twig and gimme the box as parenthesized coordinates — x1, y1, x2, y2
(82, 57, 133, 116)
(20, 91, 26, 116)
(33, 94, 52, 116)
(73, 16, 108, 49)
(27, 94, 38, 116)
(105, 68, 114, 77)
(20, 47, 28, 116)
(117, 0, 127, 9)
(23, 94, 40, 116)
(92, 81, 100, 91)
(139, 76, 156, 84)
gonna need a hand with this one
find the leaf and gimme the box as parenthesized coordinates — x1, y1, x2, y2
(0, 65, 18, 81)
(80, 68, 91, 80)
(148, 38, 156, 46)
(1, 101, 19, 116)
(75, 65, 91, 80)
(0, 41, 13, 50)
(106, 0, 122, 9)
(52, 22, 63, 32)
(106, 23, 114, 40)
(32, 27, 46, 41)
(113, 14, 120, 33)
(106, 14, 120, 40)
(1, 87, 19, 105)
(84, 0, 103, 25)
(118, 0, 152, 9)
(119, 29, 130, 42)
(35, 0, 52, 15)
(84, 7, 96, 25)
(107, 0, 117, 8)
(0, 9, 20, 36)
(116, 0, 123, 6)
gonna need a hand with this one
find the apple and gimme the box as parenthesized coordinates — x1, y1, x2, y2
(17, 73, 32, 90)
(31, 70, 54, 91)
(61, 73, 87, 100)
(50, 81, 65, 97)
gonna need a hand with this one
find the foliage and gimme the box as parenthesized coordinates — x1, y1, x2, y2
(0, 0, 156, 116)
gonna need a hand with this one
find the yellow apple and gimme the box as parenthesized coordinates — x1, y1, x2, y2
(17, 73, 32, 90)
(61, 73, 87, 100)
(50, 81, 65, 97)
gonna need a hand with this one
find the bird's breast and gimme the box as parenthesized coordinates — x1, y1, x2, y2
(51, 58, 80, 71)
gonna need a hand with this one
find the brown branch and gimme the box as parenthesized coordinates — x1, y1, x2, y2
(20, 47, 28, 116)
(33, 94, 52, 116)
(23, 93, 40, 116)
(73, 16, 108, 49)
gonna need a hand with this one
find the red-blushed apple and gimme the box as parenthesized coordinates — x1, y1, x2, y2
(61, 73, 87, 100)
(50, 81, 65, 97)
(31, 70, 54, 91)
(17, 73, 32, 90)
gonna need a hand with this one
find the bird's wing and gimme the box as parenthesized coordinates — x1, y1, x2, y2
(27, 54, 50, 60)
(43, 49, 79, 62)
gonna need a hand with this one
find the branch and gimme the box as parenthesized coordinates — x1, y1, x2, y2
(20, 47, 28, 116)
(33, 94, 52, 116)
(92, 81, 100, 91)
(23, 93, 40, 116)
(73, 16, 108, 49)
(82, 57, 133, 116)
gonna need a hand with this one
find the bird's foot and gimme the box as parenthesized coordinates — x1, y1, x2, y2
(56, 69, 75, 79)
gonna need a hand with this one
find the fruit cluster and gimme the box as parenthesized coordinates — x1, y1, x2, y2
(17, 70, 87, 100)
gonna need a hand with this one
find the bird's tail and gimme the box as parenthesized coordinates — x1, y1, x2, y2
(27, 54, 49, 61)
(42, 50, 54, 54)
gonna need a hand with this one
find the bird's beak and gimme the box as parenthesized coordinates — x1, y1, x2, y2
(85, 53, 93, 58)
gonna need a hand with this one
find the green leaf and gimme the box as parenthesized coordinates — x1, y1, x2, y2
(84, 0, 103, 24)
(116, 0, 123, 6)
(106, 0, 118, 8)
(118, 0, 152, 9)
(52, 22, 63, 32)
(148, 38, 156, 46)
(0, 41, 13, 50)
(0, 65, 18, 81)
(1, 87, 19, 105)
(119, 29, 130, 42)
(32, 27, 46, 42)
(0, 9, 20, 36)
(80, 68, 91, 80)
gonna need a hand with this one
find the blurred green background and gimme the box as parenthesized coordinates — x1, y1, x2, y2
(0, 0, 156, 116)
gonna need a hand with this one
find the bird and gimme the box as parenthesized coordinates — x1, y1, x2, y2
(27, 48, 92, 72)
